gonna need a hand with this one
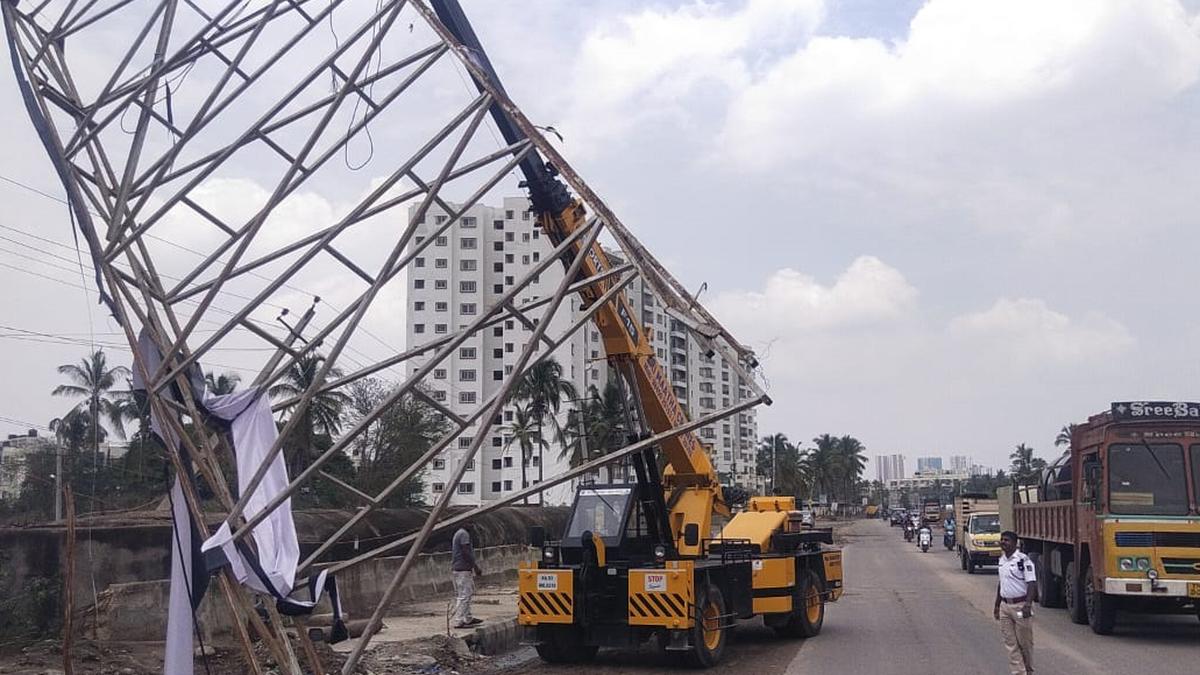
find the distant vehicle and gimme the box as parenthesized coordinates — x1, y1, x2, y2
(954, 493, 1000, 573)
(800, 510, 815, 527)
(890, 509, 908, 527)
(1011, 402, 1200, 635)
(922, 498, 941, 524)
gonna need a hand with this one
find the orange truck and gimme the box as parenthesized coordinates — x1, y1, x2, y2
(1012, 402, 1200, 633)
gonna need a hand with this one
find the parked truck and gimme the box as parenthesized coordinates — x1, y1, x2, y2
(921, 497, 941, 525)
(1012, 402, 1200, 634)
(954, 493, 1000, 573)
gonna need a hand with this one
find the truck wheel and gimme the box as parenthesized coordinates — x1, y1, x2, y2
(959, 550, 968, 571)
(535, 627, 598, 663)
(772, 570, 825, 639)
(1064, 561, 1086, 624)
(1084, 569, 1116, 635)
(684, 586, 728, 667)
(1032, 553, 1064, 609)
(966, 555, 976, 574)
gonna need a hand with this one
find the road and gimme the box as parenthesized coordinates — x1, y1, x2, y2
(501, 519, 1198, 675)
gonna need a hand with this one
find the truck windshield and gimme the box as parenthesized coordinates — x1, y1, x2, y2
(1192, 446, 1200, 509)
(566, 487, 632, 539)
(969, 514, 1000, 534)
(1107, 444, 1188, 516)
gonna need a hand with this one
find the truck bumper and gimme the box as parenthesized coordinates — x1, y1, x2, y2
(1104, 577, 1199, 598)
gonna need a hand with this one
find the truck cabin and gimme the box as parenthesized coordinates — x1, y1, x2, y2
(1074, 402, 1200, 517)
(968, 512, 1001, 536)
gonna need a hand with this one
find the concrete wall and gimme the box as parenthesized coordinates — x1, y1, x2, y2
(0, 506, 568, 640)
(88, 544, 535, 641)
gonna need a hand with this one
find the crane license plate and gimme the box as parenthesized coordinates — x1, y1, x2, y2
(1188, 583, 1200, 598)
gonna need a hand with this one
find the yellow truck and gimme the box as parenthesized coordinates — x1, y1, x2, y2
(955, 493, 1000, 573)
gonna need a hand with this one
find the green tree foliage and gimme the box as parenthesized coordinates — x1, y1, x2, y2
(51, 349, 135, 454)
(756, 433, 804, 497)
(504, 404, 547, 503)
(514, 359, 578, 500)
(1055, 423, 1077, 448)
(1009, 443, 1047, 486)
(269, 353, 351, 480)
(559, 380, 629, 472)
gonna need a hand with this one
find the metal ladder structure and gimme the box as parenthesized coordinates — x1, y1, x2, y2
(1, 1, 770, 672)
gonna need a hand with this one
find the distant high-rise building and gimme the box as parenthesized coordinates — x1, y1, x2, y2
(875, 454, 906, 483)
(917, 457, 943, 473)
(949, 455, 969, 473)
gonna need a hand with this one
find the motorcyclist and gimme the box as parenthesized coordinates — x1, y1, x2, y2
(917, 522, 933, 551)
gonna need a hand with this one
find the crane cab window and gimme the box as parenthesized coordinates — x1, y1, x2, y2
(566, 487, 633, 541)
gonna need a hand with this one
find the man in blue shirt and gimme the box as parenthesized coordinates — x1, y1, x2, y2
(451, 527, 484, 628)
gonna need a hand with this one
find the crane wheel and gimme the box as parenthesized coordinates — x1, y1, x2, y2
(771, 570, 825, 639)
(683, 585, 728, 667)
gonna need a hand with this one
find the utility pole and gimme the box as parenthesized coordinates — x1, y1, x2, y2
(772, 434, 778, 496)
(54, 448, 62, 521)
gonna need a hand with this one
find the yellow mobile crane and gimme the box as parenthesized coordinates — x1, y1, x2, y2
(431, 1, 843, 666)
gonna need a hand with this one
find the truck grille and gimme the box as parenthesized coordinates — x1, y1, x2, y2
(1114, 532, 1200, 548)
(1161, 558, 1200, 575)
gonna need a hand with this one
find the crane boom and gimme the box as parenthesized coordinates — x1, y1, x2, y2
(430, 0, 726, 552)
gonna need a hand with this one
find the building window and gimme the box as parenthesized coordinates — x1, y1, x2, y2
(415, 235, 425, 245)
(533, 230, 540, 239)
(504, 231, 514, 242)
(462, 216, 477, 228)
(460, 237, 477, 249)
(531, 456, 540, 467)
(532, 252, 540, 262)
(503, 456, 514, 468)
(460, 347, 476, 359)
(505, 209, 515, 219)
(493, 220, 504, 230)
(434, 258, 448, 269)
(457, 483, 474, 494)
(435, 279, 447, 290)
(493, 262, 503, 273)
(434, 368, 447, 379)
(493, 241, 503, 251)
(435, 323, 448, 334)
(435, 301, 448, 312)
(414, 257, 425, 268)
(522, 255, 530, 265)
(492, 437, 502, 447)
(433, 458, 446, 470)
(493, 348, 502, 358)
(432, 482, 445, 493)
(435, 215, 448, 224)
(505, 275, 514, 285)
(492, 458, 502, 470)
(414, 324, 425, 334)
(460, 391, 477, 404)
(505, 343, 514, 353)
(460, 259, 477, 272)
(431, 390, 447, 401)
(460, 369, 476, 382)
(522, 210, 531, 221)
(491, 481, 502, 492)
(436, 235, 448, 246)
(522, 232, 531, 242)
(493, 326, 503, 337)
(458, 437, 473, 449)
(460, 281, 477, 293)
(414, 301, 425, 311)
(503, 479, 513, 490)
(461, 303, 477, 315)
(493, 284, 503, 294)
(414, 279, 425, 289)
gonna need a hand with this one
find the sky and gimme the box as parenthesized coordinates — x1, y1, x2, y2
(4, 0, 1200, 476)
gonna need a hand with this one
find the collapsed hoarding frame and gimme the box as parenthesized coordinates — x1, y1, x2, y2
(2, 1, 774, 673)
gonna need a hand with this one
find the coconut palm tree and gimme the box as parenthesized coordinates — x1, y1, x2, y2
(269, 353, 350, 477)
(836, 435, 867, 501)
(504, 404, 547, 504)
(205, 371, 241, 396)
(1009, 443, 1046, 486)
(52, 349, 134, 457)
(559, 382, 628, 467)
(805, 434, 841, 502)
(1055, 424, 1077, 448)
(514, 359, 578, 503)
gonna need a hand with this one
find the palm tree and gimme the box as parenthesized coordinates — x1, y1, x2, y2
(1009, 443, 1046, 486)
(805, 434, 841, 502)
(836, 435, 867, 501)
(1055, 424, 1077, 448)
(504, 404, 547, 504)
(269, 354, 350, 477)
(52, 349, 133, 457)
(514, 359, 578, 504)
(205, 371, 241, 396)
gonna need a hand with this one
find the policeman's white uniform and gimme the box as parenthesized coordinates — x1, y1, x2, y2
(997, 549, 1036, 675)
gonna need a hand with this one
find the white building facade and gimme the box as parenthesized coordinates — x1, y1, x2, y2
(404, 197, 758, 506)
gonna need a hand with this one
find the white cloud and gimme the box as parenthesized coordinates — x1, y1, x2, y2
(563, 0, 825, 150)
(710, 255, 917, 333)
(949, 297, 1134, 367)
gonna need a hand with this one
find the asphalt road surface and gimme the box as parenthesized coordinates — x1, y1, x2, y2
(504, 519, 1198, 675)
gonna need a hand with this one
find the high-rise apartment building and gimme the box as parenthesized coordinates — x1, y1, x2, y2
(949, 455, 969, 473)
(874, 454, 906, 483)
(917, 456, 943, 473)
(405, 198, 758, 506)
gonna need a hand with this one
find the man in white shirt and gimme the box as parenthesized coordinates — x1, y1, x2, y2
(994, 530, 1038, 675)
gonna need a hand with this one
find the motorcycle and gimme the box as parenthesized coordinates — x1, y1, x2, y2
(903, 524, 914, 542)
(944, 527, 956, 550)
(918, 528, 932, 553)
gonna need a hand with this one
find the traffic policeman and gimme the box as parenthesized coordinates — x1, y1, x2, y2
(993, 530, 1037, 675)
